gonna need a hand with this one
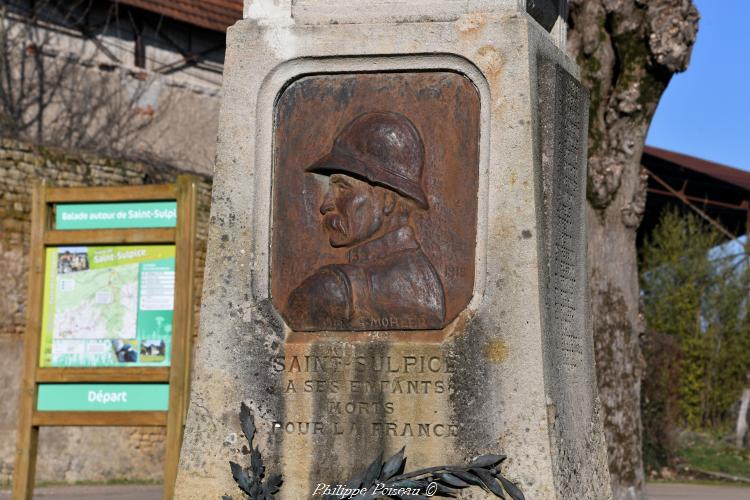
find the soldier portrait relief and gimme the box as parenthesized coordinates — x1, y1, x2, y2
(284, 112, 445, 330)
(271, 72, 480, 332)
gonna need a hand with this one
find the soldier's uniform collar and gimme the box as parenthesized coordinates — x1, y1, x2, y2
(347, 225, 419, 264)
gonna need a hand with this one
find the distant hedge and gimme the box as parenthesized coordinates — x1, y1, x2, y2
(640, 208, 750, 468)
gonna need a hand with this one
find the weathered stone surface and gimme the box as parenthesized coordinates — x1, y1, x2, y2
(177, 2, 610, 499)
(290, 0, 518, 24)
(537, 58, 611, 499)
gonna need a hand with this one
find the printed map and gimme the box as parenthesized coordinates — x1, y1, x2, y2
(54, 264, 139, 339)
(40, 245, 175, 367)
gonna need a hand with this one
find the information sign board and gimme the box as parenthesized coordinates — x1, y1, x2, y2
(13, 178, 197, 500)
(39, 245, 175, 367)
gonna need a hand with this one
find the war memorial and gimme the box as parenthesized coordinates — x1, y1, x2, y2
(175, 0, 612, 498)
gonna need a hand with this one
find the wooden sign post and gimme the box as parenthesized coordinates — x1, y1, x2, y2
(12, 176, 197, 500)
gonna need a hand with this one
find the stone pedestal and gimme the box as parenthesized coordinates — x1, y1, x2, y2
(176, 1, 611, 498)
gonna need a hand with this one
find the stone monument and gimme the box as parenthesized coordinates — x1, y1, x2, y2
(176, 0, 612, 498)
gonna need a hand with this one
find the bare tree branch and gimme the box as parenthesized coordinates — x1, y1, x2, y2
(0, 0, 174, 164)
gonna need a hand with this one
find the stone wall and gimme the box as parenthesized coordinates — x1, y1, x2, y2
(0, 139, 212, 485)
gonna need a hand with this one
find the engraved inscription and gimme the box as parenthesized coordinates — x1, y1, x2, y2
(272, 350, 459, 438)
(551, 68, 585, 370)
(537, 56, 598, 495)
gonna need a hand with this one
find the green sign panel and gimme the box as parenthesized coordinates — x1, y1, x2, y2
(37, 384, 169, 412)
(55, 201, 177, 230)
(39, 245, 175, 368)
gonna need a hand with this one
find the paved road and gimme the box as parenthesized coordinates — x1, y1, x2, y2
(0, 485, 162, 499)
(1, 482, 749, 499)
(646, 482, 750, 499)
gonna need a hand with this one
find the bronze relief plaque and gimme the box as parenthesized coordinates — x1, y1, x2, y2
(271, 72, 480, 331)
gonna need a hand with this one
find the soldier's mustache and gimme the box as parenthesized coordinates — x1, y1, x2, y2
(323, 213, 347, 235)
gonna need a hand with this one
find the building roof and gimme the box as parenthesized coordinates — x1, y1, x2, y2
(638, 146, 750, 248)
(644, 146, 750, 192)
(116, 0, 243, 32)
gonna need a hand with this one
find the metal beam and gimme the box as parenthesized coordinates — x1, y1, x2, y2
(645, 167, 742, 241)
(647, 188, 750, 212)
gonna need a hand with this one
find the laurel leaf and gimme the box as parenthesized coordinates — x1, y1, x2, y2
(362, 450, 383, 487)
(473, 468, 506, 498)
(239, 402, 256, 444)
(498, 475, 525, 500)
(451, 470, 484, 486)
(438, 472, 470, 488)
(469, 454, 506, 468)
(251, 446, 264, 477)
(229, 461, 251, 494)
(265, 473, 283, 494)
(381, 447, 406, 480)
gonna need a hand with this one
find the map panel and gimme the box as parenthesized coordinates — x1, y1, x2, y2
(39, 245, 175, 367)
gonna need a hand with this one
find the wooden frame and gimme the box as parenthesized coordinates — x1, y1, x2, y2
(12, 176, 197, 500)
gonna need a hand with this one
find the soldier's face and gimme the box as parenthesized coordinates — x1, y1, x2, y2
(320, 174, 385, 247)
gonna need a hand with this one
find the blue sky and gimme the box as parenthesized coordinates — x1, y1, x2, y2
(646, 0, 749, 172)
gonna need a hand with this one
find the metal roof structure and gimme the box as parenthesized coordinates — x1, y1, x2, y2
(638, 146, 750, 249)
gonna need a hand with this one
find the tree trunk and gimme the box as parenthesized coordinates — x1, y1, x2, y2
(737, 385, 750, 448)
(567, 1, 699, 499)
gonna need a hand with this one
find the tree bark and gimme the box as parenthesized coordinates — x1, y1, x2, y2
(737, 385, 750, 448)
(567, 1, 699, 499)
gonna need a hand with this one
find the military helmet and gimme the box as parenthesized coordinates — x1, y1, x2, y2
(306, 111, 428, 209)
